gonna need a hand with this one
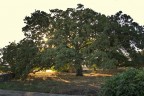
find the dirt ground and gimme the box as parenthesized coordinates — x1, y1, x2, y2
(0, 69, 124, 96)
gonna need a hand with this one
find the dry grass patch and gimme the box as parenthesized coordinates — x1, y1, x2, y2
(0, 69, 124, 95)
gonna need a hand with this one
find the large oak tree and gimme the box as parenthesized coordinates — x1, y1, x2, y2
(22, 4, 144, 76)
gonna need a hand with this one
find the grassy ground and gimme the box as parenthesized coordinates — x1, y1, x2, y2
(0, 69, 124, 95)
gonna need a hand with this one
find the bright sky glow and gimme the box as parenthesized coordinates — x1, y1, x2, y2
(0, 0, 144, 48)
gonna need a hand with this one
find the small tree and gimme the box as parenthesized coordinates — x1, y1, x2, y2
(1, 39, 39, 79)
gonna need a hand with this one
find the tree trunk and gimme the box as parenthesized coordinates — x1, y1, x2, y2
(75, 64, 83, 76)
(74, 48, 83, 76)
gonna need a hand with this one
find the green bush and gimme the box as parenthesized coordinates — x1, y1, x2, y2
(1, 40, 39, 79)
(99, 68, 144, 96)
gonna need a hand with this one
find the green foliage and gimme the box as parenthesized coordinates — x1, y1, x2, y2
(40, 48, 56, 68)
(22, 10, 50, 49)
(99, 68, 144, 96)
(108, 11, 144, 62)
(1, 39, 39, 79)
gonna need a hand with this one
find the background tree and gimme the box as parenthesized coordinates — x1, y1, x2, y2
(1, 42, 17, 71)
(87, 11, 144, 68)
(107, 11, 144, 66)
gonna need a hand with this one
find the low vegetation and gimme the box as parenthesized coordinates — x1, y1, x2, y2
(99, 68, 144, 96)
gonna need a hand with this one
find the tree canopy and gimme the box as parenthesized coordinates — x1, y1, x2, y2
(0, 4, 144, 78)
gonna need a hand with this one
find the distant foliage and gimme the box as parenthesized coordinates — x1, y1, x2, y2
(99, 68, 144, 96)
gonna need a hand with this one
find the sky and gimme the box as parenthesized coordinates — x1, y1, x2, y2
(0, 0, 144, 48)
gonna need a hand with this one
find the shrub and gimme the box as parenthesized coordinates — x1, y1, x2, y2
(1, 40, 39, 79)
(99, 68, 144, 96)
